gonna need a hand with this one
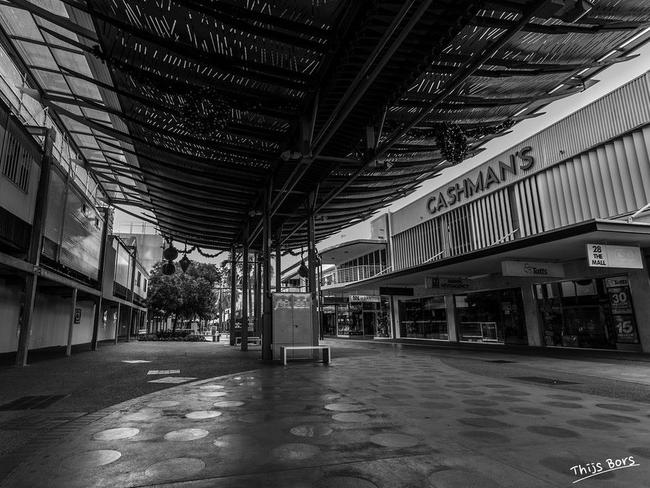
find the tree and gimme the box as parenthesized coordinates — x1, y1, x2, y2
(147, 259, 220, 330)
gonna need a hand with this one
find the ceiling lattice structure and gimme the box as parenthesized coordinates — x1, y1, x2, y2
(1, 0, 649, 251)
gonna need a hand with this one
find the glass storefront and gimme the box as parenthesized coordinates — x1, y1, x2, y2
(323, 297, 392, 338)
(535, 276, 639, 349)
(398, 296, 448, 339)
(455, 288, 527, 344)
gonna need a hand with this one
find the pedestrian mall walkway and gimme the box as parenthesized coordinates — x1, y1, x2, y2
(1, 340, 650, 487)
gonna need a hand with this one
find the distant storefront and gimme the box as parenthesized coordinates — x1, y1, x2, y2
(323, 295, 392, 338)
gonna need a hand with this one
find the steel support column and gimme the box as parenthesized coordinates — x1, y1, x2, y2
(229, 246, 237, 346)
(254, 253, 261, 336)
(241, 224, 249, 352)
(307, 199, 319, 348)
(16, 128, 54, 367)
(262, 189, 273, 361)
(91, 207, 112, 350)
(65, 288, 78, 356)
(275, 231, 282, 292)
(114, 302, 121, 344)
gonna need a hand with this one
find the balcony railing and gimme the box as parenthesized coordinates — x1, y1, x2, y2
(322, 264, 387, 286)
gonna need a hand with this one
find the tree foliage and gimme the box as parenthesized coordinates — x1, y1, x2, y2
(147, 259, 221, 326)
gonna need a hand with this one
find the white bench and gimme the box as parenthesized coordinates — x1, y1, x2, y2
(235, 336, 261, 346)
(280, 345, 331, 366)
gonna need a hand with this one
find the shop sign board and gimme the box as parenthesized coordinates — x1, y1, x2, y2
(379, 287, 414, 296)
(587, 244, 643, 269)
(349, 295, 381, 303)
(425, 276, 469, 289)
(501, 260, 565, 278)
(73, 308, 82, 324)
(604, 276, 639, 344)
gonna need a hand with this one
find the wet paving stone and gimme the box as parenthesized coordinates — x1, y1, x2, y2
(201, 391, 228, 397)
(629, 447, 650, 459)
(527, 426, 580, 438)
(147, 400, 180, 408)
(591, 413, 641, 424)
(543, 401, 584, 409)
(461, 399, 500, 407)
(62, 450, 121, 470)
(495, 390, 530, 396)
(164, 428, 209, 441)
(93, 427, 139, 440)
(332, 413, 371, 423)
(213, 434, 259, 449)
(428, 468, 503, 487)
(458, 430, 510, 443)
(271, 443, 321, 461)
(420, 402, 456, 409)
(458, 418, 513, 428)
(566, 419, 619, 430)
(199, 384, 225, 390)
(185, 410, 222, 419)
(290, 425, 333, 438)
(213, 400, 245, 408)
(595, 403, 640, 412)
(144, 457, 205, 480)
(325, 403, 367, 412)
(508, 406, 551, 415)
(464, 408, 507, 417)
(314, 475, 378, 488)
(124, 409, 160, 421)
(546, 394, 583, 401)
(369, 433, 419, 448)
(487, 395, 527, 402)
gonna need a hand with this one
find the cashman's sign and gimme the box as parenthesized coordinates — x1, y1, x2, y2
(427, 146, 535, 214)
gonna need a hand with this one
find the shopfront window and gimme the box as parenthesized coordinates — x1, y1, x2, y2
(455, 289, 527, 344)
(536, 276, 638, 349)
(398, 296, 448, 340)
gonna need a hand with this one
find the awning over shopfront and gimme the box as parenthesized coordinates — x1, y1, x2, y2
(320, 239, 387, 265)
(348, 219, 650, 289)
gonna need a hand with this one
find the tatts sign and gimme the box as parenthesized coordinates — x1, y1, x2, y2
(427, 146, 535, 214)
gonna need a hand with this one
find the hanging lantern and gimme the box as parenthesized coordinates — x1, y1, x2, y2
(162, 261, 176, 275)
(179, 255, 191, 273)
(162, 244, 179, 261)
(298, 260, 309, 278)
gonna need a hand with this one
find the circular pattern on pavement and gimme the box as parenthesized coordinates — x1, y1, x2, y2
(527, 426, 580, 438)
(508, 406, 551, 416)
(543, 401, 583, 409)
(124, 409, 160, 421)
(62, 450, 121, 470)
(458, 431, 510, 443)
(325, 403, 366, 412)
(186, 410, 222, 420)
(147, 400, 180, 408)
(458, 418, 512, 429)
(271, 443, 321, 461)
(462, 399, 499, 407)
(314, 476, 378, 488)
(213, 400, 245, 408)
(566, 419, 619, 431)
(93, 427, 139, 441)
(369, 433, 419, 448)
(164, 428, 209, 441)
(332, 413, 370, 423)
(464, 408, 507, 417)
(144, 457, 205, 480)
(591, 413, 640, 424)
(201, 391, 228, 397)
(546, 394, 583, 401)
(595, 403, 640, 412)
(199, 384, 225, 390)
(290, 425, 333, 438)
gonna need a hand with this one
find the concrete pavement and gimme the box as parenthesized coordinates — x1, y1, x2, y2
(1, 340, 650, 487)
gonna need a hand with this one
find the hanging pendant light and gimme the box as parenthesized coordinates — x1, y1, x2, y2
(162, 244, 179, 261)
(180, 255, 191, 273)
(162, 261, 176, 275)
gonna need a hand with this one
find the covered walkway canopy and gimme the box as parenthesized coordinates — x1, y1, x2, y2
(0, 0, 649, 252)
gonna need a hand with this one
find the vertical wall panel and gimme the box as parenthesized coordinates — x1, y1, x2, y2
(622, 134, 646, 209)
(596, 145, 619, 215)
(613, 138, 636, 210)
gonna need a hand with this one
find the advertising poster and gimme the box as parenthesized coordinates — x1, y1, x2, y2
(605, 277, 639, 344)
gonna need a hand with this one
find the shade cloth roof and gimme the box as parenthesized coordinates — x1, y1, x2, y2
(1, 0, 649, 251)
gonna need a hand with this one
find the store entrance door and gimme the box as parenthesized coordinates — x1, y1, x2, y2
(362, 311, 376, 337)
